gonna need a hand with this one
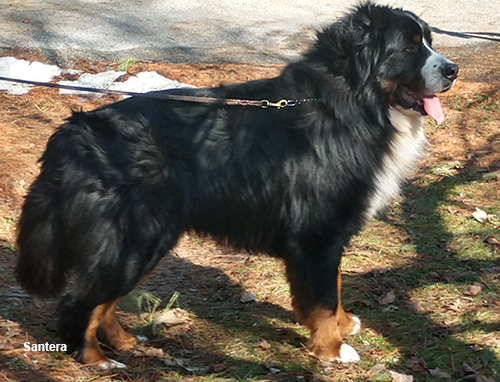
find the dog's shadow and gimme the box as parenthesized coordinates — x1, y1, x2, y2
(4, 135, 500, 381)
(119, 251, 313, 376)
(123, 142, 500, 378)
(342, 135, 500, 376)
(2, 253, 320, 382)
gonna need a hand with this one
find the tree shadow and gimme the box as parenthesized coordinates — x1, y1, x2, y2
(3, 168, 498, 380)
(3, 85, 499, 381)
(1, 249, 329, 381)
(342, 121, 500, 377)
(3, 120, 500, 380)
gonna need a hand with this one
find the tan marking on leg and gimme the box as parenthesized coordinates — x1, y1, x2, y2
(98, 270, 154, 350)
(297, 304, 360, 363)
(99, 299, 138, 350)
(81, 303, 110, 365)
(336, 267, 361, 336)
(300, 305, 344, 361)
(286, 260, 360, 362)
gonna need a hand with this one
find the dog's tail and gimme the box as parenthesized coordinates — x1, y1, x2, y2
(16, 126, 78, 298)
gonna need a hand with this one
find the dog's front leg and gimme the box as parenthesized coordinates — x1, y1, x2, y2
(284, 241, 360, 363)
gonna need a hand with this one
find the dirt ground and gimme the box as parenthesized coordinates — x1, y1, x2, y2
(0, 43, 499, 381)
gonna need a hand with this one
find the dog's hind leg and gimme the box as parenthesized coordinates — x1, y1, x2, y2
(97, 271, 155, 350)
(57, 295, 126, 370)
(97, 299, 143, 351)
(82, 302, 128, 369)
(58, 252, 168, 369)
(335, 267, 361, 336)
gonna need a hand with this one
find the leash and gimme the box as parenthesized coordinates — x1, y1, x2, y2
(0, 75, 322, 109)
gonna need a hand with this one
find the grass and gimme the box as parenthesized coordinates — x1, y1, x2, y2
(104, 106, 498, 381)
(116, 57, 137, 72)
(0, 50, 499, 381)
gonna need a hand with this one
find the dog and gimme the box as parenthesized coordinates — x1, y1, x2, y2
(16, 2, 458, 369)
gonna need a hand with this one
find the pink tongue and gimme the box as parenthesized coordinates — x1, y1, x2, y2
(423, 96, 444, 125)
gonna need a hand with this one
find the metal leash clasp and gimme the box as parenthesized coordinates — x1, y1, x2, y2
(260, 99, 289, 109)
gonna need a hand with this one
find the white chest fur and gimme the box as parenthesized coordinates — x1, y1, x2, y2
(364, 107, 428, 221)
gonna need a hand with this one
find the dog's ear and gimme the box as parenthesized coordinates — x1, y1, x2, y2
(305, 3, 392, 84)
(305, 22, 354, 78)
(350, 3, 392, 38)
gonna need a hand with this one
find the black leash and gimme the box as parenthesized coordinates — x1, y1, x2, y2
(0, 75, 321, 109)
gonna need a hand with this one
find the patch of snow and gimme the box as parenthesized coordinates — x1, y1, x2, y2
(109, 71, 196, 96)
(0, 57, 62, 95)
(0, 57, 195, 97)
(58, 70, 127, 96)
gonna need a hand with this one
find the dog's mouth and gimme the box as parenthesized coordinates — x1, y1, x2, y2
(396, 87, 444, 125)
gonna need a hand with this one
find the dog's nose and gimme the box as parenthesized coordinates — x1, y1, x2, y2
(441, 62, 459, 81)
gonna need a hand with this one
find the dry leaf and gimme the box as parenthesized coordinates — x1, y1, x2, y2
(480, 267, 500, 275)
(241, 292, 258, 303)
(144, 348, 164, 358)
(379, 290, 396, 305)
(411, 301, 425, 312)
(462, 362, 476, 374)
(152, 308, 189, 333)
(183, 365, 210, 373)
(462, 362, 479, 380)
(174, 358, 210, 373)
(163, 357, 176, 366)
(429, 367, 451, 379)
(406, 357, 428, 373)
(464, 283, 483, 297)
(0, 340, 13, 350)
(154, 308, 188, 325)
(173, 358, 190, 367)
(443, 317, 458, 326)
(264, 360, 276, 369)
(257, 339, 271, 350)
(476, 375, 496, 382)
(429, 271, 440, 279)
(473, 208, 489, 223)
(382, 304, 400, 312)
(482, 172, 500, 181)
(390, 370, 414, 382)
(447, 300, 463, 312)
(277, 345, 289, 354)
(212, 362, 228, 373)
(370, 363, 387, 373)
(370, 364, 390, 379)
(485, 236, 500, 245)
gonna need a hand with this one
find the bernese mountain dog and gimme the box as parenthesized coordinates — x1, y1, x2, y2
(16, 2, 458, 368)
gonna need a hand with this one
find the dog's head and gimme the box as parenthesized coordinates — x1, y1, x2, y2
(309, 2, 458, 123)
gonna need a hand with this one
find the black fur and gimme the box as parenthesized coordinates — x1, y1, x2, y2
(16, 3, 456, 360)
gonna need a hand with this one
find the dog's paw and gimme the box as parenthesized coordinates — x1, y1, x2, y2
(350, 315, 361, 335)
(336, 344, 360, 363)
(337, 311, 362, 336)
(95, 358, 127, 370)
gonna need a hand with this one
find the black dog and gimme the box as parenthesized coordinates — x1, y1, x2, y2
(16, 2, 457, 368)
